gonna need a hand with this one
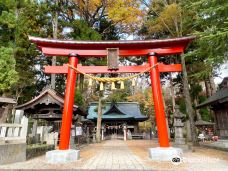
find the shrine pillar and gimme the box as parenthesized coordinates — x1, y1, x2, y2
(148, 52, 182, 161)
(59, 54, 78, 150)
(46, 54, 80, 164)
(148, 53, 169, 147)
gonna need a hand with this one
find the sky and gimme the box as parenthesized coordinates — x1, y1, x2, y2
(214, 63, 228, 84)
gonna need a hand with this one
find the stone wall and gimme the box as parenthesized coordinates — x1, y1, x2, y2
(0, 142, 26, 165)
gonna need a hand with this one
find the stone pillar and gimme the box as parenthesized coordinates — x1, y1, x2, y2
(14, 110, 24, 124)
(70, 125, 76, 149)
(32, 120, 38, 143)
(134, 123, 139, 133)
(92, 130, 96, 143)
(20, 116, 28, 143)
(123, 125, 127, 141)
(14, 126, 20, 137)
(37, 126, 45, 143)
(7, 127, 13, 137)
(86, 127, 90, 144)
(186, 120, 192, 142)
(174, 106, 185, 145)
(0, 127, 7, 137)
(101, 127, 104, 141)
(127, 128, 132, 140)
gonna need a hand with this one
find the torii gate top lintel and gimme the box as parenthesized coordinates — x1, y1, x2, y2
(29, 36, 195, 57)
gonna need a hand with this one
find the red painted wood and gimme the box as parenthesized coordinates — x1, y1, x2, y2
(40, 47, 184, 57)
(44, 63, 182, 74)
(59, 56, 78, 150)
(29, 36, 195, 50)
(148, 55, 170, 147)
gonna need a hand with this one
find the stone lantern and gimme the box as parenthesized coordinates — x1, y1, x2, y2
(173, 105, 185, 145)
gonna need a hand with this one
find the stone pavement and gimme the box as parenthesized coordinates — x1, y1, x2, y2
(82, 139, 149, 170)
(0, 139, 227, 170)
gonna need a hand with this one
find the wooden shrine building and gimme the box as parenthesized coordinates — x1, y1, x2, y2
(87, 102, 148, 137)
(197, 77, 228, 139)
(15, 87, 85, 125)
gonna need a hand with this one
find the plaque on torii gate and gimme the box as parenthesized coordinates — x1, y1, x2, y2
(107, 48, 119, 70)
(29, 36, 195, 162)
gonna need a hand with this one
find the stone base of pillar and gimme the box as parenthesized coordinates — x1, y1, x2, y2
(46, 149, 80, 164)
(173, 144, 191, 151)
(148, 147, 183, 161)
(175, 137, 186, 145)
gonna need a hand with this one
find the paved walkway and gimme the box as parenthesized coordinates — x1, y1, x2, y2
(82, 139, 148, 170)
(0, 139, 228, 170)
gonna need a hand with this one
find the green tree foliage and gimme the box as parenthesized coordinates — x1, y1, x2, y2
(66, 20, 101, 40)
(187, 0, 228, 79)
(0, 1, 18, 94)
(0, 47, 18, 92)
(74, 90, 85, 108)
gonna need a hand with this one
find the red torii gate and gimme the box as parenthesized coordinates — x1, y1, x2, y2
(29, 36, 195, 151)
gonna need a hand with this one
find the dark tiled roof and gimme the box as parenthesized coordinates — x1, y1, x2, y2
(197, 77, 228, 108)
(15, 88, 86, 116)
(87, 102, 148, 121)
(195, 120, 215, 126)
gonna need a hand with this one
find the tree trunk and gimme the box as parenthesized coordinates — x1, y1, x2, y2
(169, 73, 176, 113)
(51, 4, 58, 89)
(209, 76, 216, 95)
(96, 95, 102, 143)
(180, 54, 198, 145)
(205, 76, 216, 98)
(205, 79, 211, 97)
(194, 98, 202, 121)
(79, 74, 84, 92)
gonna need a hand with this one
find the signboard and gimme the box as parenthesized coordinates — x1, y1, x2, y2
(76, 127, 82, 136)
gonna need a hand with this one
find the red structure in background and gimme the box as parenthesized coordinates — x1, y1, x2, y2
(29, 36, 195, 150)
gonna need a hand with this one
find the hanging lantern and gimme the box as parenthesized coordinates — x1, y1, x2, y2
(100, 82, 104, 91)
(111, 82, 116, 90)
(88, 78, 93, 87)
(132, 79, 136, 87)
(120, 81, 124, 89)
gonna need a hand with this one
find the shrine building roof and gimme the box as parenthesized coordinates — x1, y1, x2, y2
(197, 77, 228, 108)
(15, 88, 86, 119)
(87, 102, 148, 121)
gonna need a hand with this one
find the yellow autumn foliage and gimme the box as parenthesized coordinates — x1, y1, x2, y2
(127, 88, 155, 117)
(147, 2, 183, 37)
(74, 0, 143, 32)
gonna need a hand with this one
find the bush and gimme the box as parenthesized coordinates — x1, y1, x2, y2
(26, 144, 54, 160)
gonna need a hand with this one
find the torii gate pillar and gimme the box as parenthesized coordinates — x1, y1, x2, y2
(148, 53, 169, 147)
(148, 53, 183, 161)
(59, 54, 78, 150)
(46, 54, 80, 163)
